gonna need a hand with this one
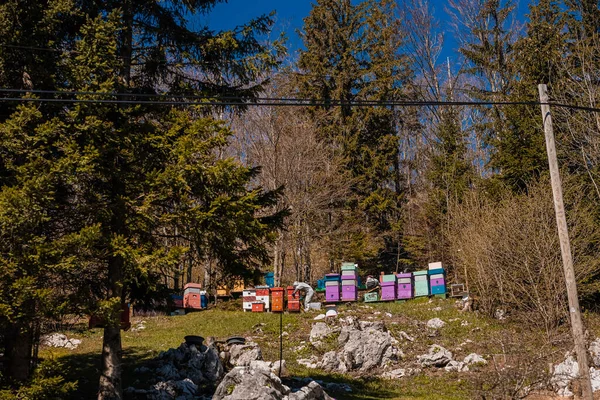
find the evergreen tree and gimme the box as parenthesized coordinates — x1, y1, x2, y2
(296, 0, 411, 269)
(0, 2, 284, 398)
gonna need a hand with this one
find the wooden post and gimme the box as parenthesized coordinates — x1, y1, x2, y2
(538, 84, 593, 399)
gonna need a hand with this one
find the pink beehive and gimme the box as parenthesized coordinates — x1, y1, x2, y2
(396, 273, 413, 300)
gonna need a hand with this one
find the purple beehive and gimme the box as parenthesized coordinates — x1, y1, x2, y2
(380, 281, 396, 301)
(396, 273, 413, 299)
(326, 285, 340, 302)
(341, 284, 357, 301)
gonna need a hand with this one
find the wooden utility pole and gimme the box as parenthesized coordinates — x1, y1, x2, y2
(538, 84, 593, 399)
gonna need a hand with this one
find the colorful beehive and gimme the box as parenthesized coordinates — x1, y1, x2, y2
(413, 270, 429, 297)
(380, 275, 397, 301)
(252, 302, 265, 312)
(340, 262, 358, 302)
(396, 273, 413, 300)
(364, 291, 379, 302)
(287, 300, 301, 312)
(255, 285, 270, 311)
(183, 283, 203, 309)
(428, 268, 446, 296)
(270, 287, 284, 312)
(287, 286, 301, 312)
(325, 273, 341, 302)
(341, 280, 358, 301)
(265, 272, 274, 288)
(243, 288, 256, 312)
(200, 291, 208, 309)
(428, 261, 443, 270)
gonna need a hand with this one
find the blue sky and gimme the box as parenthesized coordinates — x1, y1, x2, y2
(202, 0, 530, 66)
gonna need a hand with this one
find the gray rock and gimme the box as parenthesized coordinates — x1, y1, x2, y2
(229, 342, 263, 367)
(336, 320, 401, 372)
(317, 351, 342, 372)
(463, 353, 487, 365)
(444, 360, 468, 372)
(590, 338, 600, 367)
(382, 368, 407, 379)
(418, 345, 453, 368)
(297, 356, 319, 369)
(287, 381, 333, 400)
(313, 314, 326, 320)
(40, 333, 81, 350)
(213, 366, 290, 400)
(426, 318, 446, 329)
(309, 323, 333, 346)
(551, 355, 579, 397)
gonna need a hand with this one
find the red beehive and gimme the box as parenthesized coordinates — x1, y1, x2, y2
(252, 302, 265, 312)
(270, 287, 284, 312)
(287, 286, 299, 300)
(287, 300, 300, 312)
(184, 283, 203, 309)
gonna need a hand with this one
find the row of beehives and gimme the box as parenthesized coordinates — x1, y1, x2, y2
(242, 286, 302, 312)
(324, 261, 447, 303)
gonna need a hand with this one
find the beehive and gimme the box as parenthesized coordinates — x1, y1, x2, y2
(396, 273, 413, 300)
(270, 287, 284, 312)
(255, 285, 270, 311)
(413, 270, 429, 297)
(183, 283, 203, 309)
(242, 288, 256, 312)
(380, 281, 396, 301)
(364, 292, 379, 302)
(428, 268, 446, 296)
(252, 302, 265, 312)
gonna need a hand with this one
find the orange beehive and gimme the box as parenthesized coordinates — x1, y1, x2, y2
(252, 302, 265, 312)
(270, 287, 284, 312)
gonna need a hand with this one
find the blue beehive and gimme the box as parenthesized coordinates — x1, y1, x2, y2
(428, 268, 446, 295)
(264, 272, 274, 288)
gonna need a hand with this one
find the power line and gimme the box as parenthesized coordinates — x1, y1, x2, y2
(0, 94, 598, 112)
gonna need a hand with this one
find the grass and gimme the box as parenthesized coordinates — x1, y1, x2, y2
(40, 296, 577, 399)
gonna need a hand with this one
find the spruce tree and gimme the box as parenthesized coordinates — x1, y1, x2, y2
(296, 0, 410, 269)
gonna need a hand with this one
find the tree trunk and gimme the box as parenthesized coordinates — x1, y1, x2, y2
(4, 321, 33, 381)
(98, 256, 124, 400)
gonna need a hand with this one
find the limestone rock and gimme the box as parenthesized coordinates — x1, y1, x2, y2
(418, 345, 453, 368)
(297, 356, 319, 369)
(310, 322, 333, 346)
(287, 381, 333, 400)
(426, 318, 446, 329)
(463, 353, 487, 366)
(336, 320, 401, 372)
(590, 338, 600, 368)
(313, 314, 326, 321)
(551, 355, 579, 397)
(229, 342, 263, 367)
(382, 368, 407, 379)
(444, 360, 468, 372)
(40, 333, 81, 350)
(213, 366, 290, 400)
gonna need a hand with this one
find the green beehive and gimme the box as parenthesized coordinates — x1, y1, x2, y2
(341, 262, 358, 271)
(382, 274, 396, 283)
(364, 292, 379, 302)
(413, 270, 429, 297)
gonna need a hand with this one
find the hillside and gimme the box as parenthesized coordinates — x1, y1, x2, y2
(40, 298, 600, 399)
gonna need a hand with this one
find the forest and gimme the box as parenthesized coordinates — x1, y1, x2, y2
(2, 0, 600, 398)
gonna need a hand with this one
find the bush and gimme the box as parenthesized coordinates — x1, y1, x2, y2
(449, 178, 600, 331)
(0, 360, 76, 400)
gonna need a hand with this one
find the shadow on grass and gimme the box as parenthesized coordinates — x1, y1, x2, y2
(287, 370, 399, 400)
(55, 347, 156, 400)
